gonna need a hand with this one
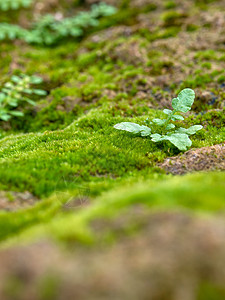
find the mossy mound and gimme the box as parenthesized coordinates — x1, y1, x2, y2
(0, 0, 225, 298)
(0, 172, 225, 299)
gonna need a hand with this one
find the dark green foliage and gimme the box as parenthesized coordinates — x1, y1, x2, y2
(0, 74, 46, 123)
(0, 23, 27, 40)
(0, 0, 33, 11)
(0, 3, 117, 45)
(114, 89, 203, 151)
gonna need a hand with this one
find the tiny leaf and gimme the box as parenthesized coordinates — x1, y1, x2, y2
(163, 109, 172, 115)
(172, 88, 195, 113)
(176, 125, 203, 135)
(114, 122, 151, 136)
(10, 111, 24, 117)
(166, 124, 175, 130)
(33, 89, 47, 96)
(152, 118, 166, 126)
(171, 114, 184, 121)
(162, 133, 192, 151)
(140, 126, 152, 137)
(151, 133, 162, 142)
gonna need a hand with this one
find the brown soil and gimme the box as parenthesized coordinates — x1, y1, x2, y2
(0, 210, 225, 300)
(0, 191, 39, 211)
(159, 143, 225, 175)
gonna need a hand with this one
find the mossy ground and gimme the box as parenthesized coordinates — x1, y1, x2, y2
(0, 0, 225, 299)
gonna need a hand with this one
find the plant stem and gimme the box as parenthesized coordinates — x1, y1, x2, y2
(163, 109, 177, 132)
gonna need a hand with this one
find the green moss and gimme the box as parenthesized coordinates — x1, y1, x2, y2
(186, 24, 199, 32)
(201, 62, 212, 69)
(195, 0, 218, 4)
(38, 275, 61, 300)
(179, 70, 224, 89)
(76, 51, 99, 69)
(0, 0, 225, 253)
(186, 110, 225, 128)
(161, 10, 187, 27)
(1, 99, 224, 199)
(151, 26, 181, 40)
(217, 75, 225, 83)
(0, 169, 224, 247)
(0, 196, 61, 242)
(0, 110, 159, 197)
(3, 276, 25, 300)
(164, 1, 177, 9)
(147, 60, 174, 75)
(195, 50, 218, 61)
(5, 171, 225, 245)
(198, 282, 225, 300)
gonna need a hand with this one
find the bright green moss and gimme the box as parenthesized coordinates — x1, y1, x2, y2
(0, 170, 224, 247)
(0, 0, 225, 253)
(161, 10, 187, 27)
(217, 75, 225, 83)
(201, 62, 212, 69)
(3, 171, 224, 245)
(186, 24, 199, 32)
(152, 26, 181, 40)
(0, 113, 160, 197)
(0, 196, 61, 242)
(0, 101, 224, 199)
(198, 282, 225, 300)
(179, 70, 224, 89)
(164, 1, 177, 9)
(147, 60, 174, 75)
(195, 50, 218, 61)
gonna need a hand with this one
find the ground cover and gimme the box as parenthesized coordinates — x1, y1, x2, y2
(0, 0, 225, 299)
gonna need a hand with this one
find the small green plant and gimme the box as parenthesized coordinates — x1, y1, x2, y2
(0, 74, 47, 122)
(0, 3, 117, 45)
(0, 24, 27, 40)
(0, 0, 33, 11)
(114, 88, 203, 151)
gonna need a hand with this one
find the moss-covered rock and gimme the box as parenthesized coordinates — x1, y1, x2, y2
(0, 0, 225, 298)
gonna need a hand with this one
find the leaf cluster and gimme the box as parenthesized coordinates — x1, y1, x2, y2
(114, 89, 203, 151)
(0, 3, 117, 45)
(0, 0, 33, 11)
(0, 74, 47, 122)
(0, 23, 27, 40)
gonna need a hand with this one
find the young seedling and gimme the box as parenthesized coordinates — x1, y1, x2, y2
(0, 0, 33, 11)
(0, 74, 47, 122)
(114, 88, 203, 151)
(0, 3, 117, 45)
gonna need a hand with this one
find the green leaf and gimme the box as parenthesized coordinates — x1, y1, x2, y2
(162, 133, 192, 151)
(23, 89, 33, 94)
(33, 89, 47, 96)
(151, 133, 162, 142)
(24, 98, 36, 106)
(163, 109, 172, 115)
(171, 114, 184, 121)
(152, 118, 166, 126)
(172, 88, 195, 113)
(176, 125, 203, 135)
(114, 122, 151, 136)
(166, 124, 175, 130)
(0, 113, 11, 121)
(0, 93, 5, 103)
(140, 126, 152, 136)
(11, 75, 21, 83)
(9, 111, 24, 117)
(30, 76, 43, 84)
(8, 99, 18, 107)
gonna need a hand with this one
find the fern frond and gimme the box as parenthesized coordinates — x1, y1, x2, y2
(0, 0, 33, 11)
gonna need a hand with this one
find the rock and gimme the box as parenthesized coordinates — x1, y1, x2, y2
(159, 143, 225, 175)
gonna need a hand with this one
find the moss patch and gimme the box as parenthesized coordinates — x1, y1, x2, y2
(0, 0, 225, 298)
